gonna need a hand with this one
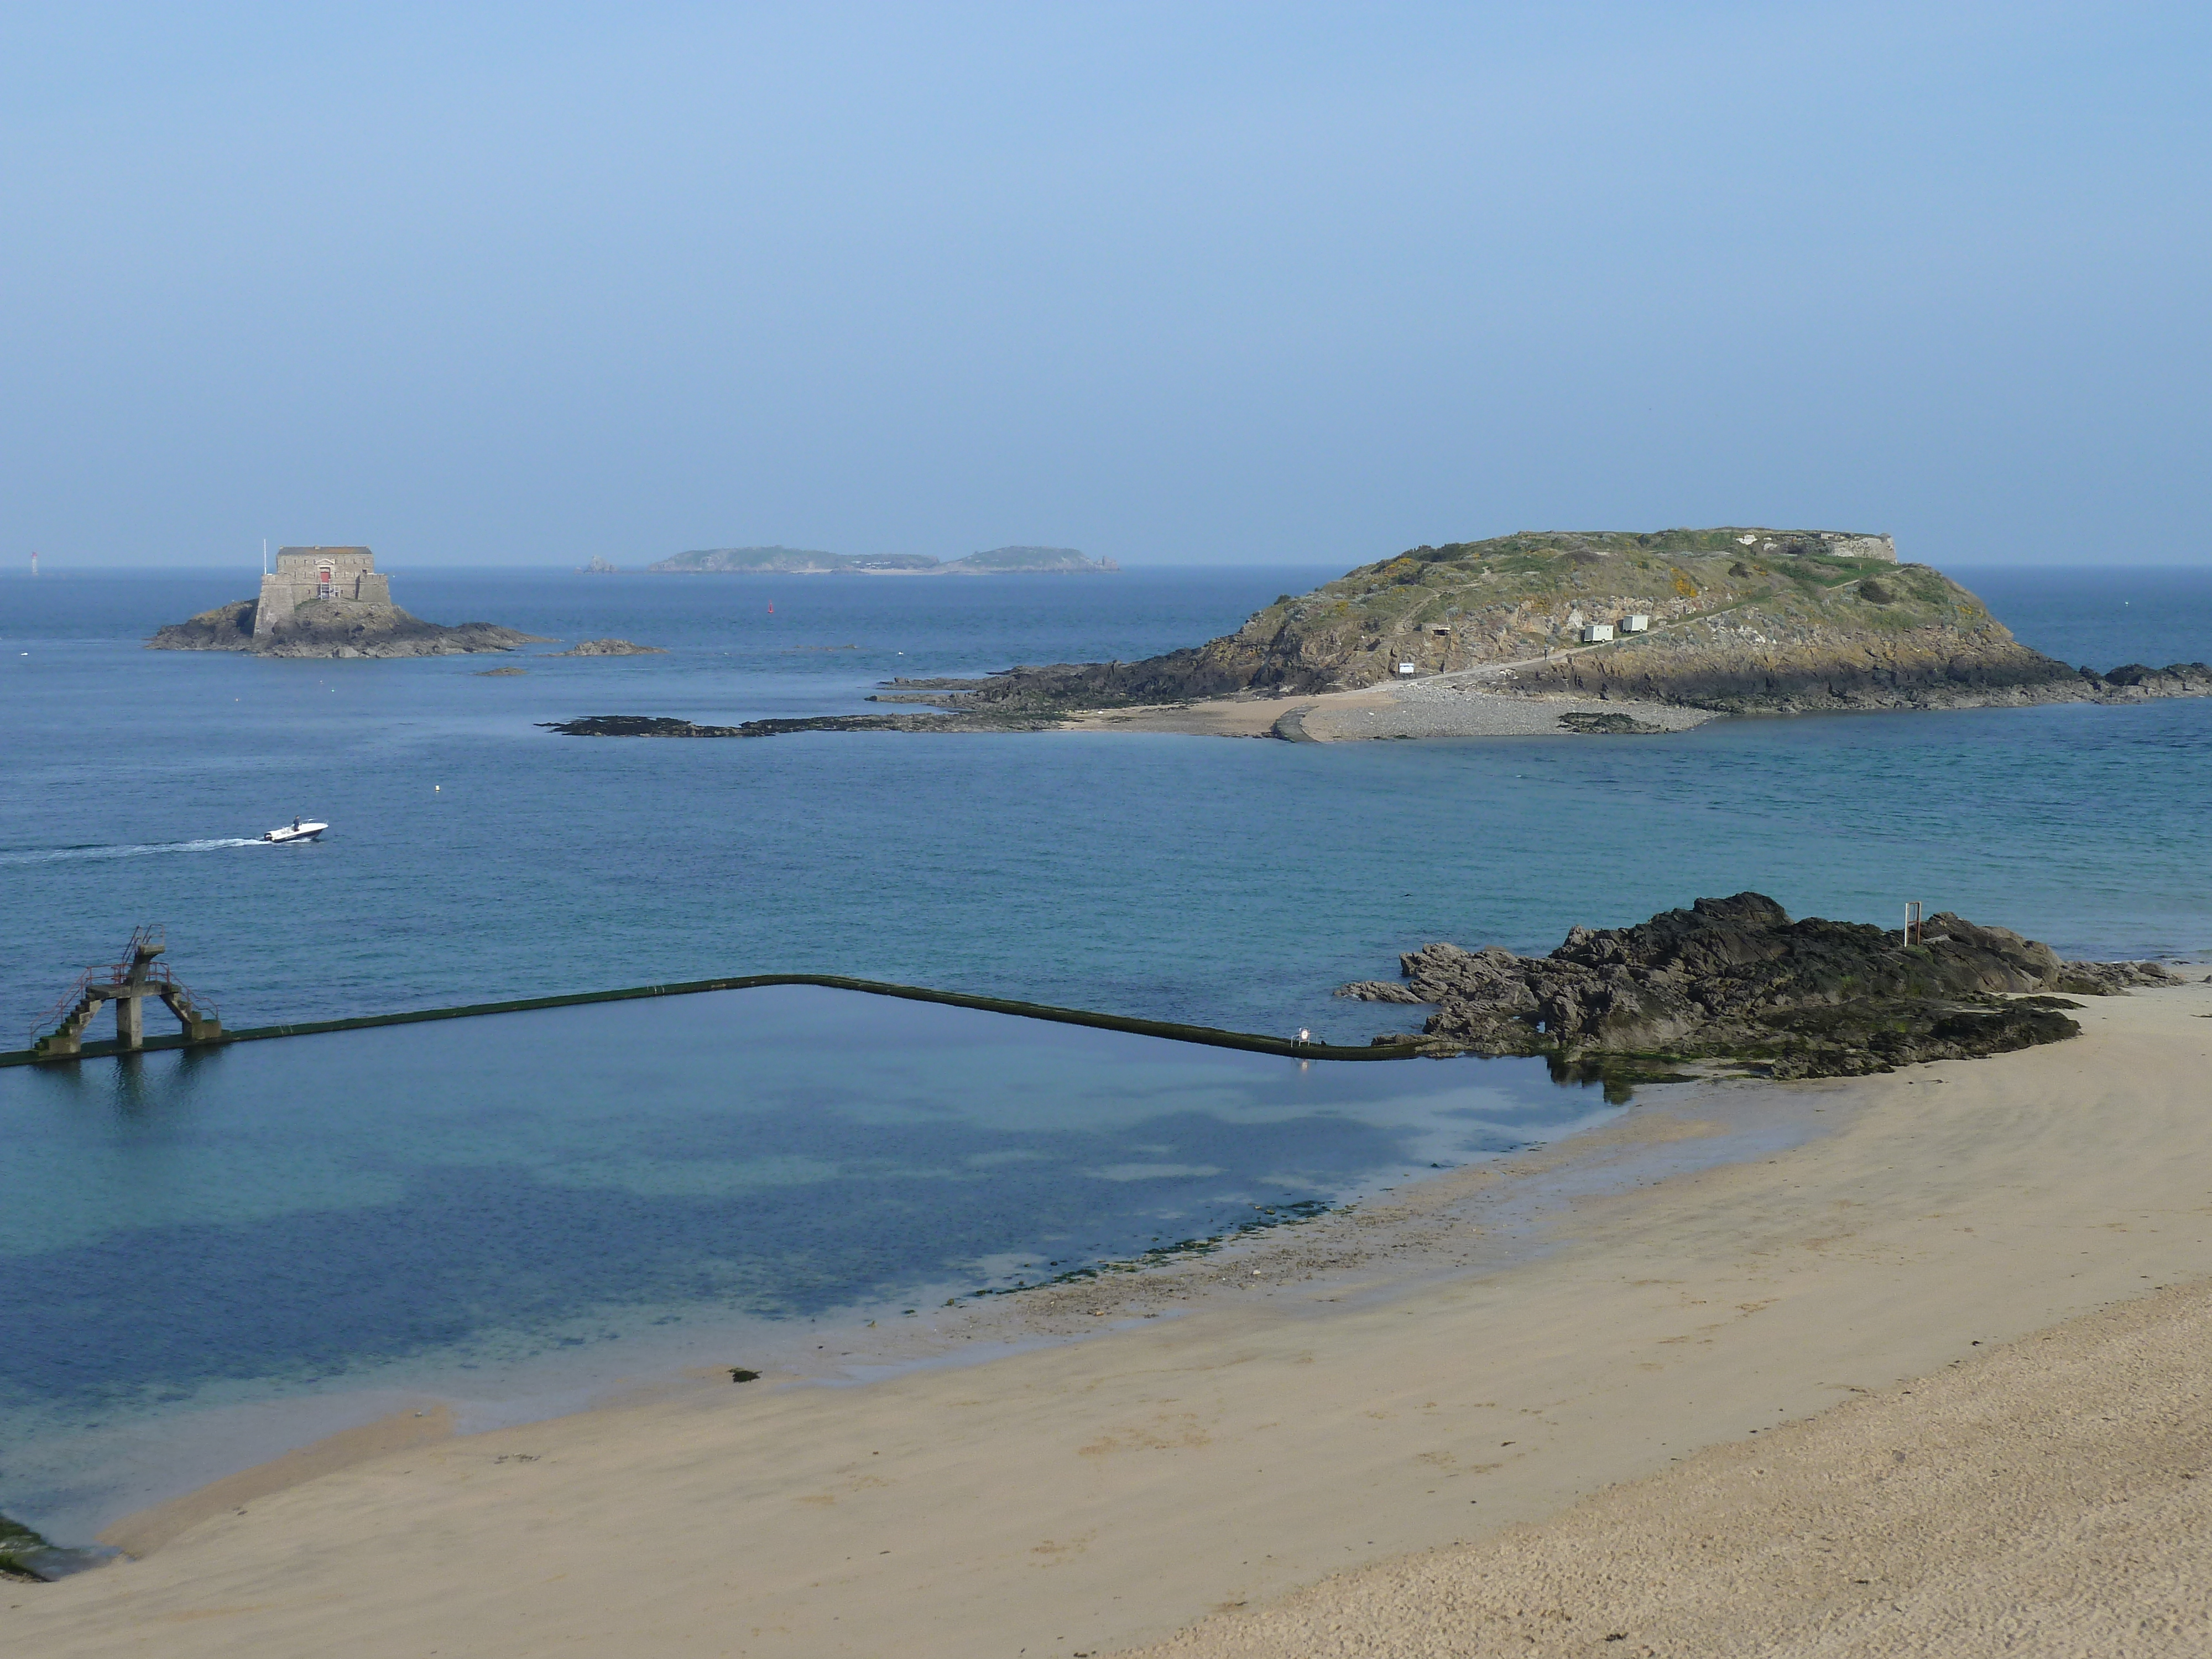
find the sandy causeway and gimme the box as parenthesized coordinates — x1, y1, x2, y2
(1058, 672, 1710, 741)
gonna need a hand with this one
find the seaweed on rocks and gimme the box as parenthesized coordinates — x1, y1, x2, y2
(1557, 711, 1667, 734)
(1339, 893, 2182, 1078)
(2, 1513, 48, 1582)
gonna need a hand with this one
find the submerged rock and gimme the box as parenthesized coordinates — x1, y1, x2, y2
(1557, 711, 1667, 734)
(554, 638, 668, 656)
(1339, 893, 2183, 1078)
(539, 710, 1056, 738)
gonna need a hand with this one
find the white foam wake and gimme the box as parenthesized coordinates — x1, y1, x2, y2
(0, 837, 262, 867)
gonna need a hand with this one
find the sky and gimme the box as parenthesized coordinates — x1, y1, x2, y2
(3, 2, 2207, 568)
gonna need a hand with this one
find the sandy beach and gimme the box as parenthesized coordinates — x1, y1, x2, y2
(8, 975, 2211, 1656)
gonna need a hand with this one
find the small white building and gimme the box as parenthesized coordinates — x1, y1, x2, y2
(1579, 623, 1615, 644)
(1621, 614, 1651, 634)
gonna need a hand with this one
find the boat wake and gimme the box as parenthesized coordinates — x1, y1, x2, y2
(0, 837, 262, 867)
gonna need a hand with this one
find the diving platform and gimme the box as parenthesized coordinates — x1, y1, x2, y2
(28, 926, 222, 1060)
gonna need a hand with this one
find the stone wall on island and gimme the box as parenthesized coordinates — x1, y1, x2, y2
(254, 547, 390, 638)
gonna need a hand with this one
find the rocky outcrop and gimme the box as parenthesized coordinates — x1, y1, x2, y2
(1338, 893, 2183, 1078)
(148, 598, 548, 658)
(147, 598, 259, 650)
(554, 639, 667, 656)
(881, 529, 2212, 717)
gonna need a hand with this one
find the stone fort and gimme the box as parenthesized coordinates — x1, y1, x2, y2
(255, 546, 392, 639)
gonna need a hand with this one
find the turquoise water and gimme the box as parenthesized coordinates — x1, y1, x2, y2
(1, 561, 2209, 1541)
(4, 566, 2210, 1045)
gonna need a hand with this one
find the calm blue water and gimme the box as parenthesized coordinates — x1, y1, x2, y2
(2, 560, 2209, 1541)
(4, 564, 2210, 1044)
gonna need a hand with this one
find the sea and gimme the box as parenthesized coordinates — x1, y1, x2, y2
(3, 560, 2209, 1547)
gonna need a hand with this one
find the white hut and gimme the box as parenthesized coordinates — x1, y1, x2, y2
(1578, 623, 1615, 644)
(1621, 614, 1651, 634)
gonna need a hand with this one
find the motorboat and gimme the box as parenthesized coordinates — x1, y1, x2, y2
(262, 818, 328, 844)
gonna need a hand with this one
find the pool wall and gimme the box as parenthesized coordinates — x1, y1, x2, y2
(3, 972, 1425, 1070)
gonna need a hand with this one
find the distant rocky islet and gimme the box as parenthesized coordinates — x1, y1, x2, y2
(644, 544, 1118, 575)
(146, 546, 549, 659)
(144, 541, 1115, 659)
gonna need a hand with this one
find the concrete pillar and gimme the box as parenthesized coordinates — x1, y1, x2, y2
(115, 994, 143, 1050)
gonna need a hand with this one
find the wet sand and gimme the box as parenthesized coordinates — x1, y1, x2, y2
(96, 1405, 456, 1559)
(7, 977, 2211, 1656)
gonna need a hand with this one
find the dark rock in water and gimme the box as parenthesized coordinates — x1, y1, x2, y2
(1558, 711, 1667, 734)
(1338, 893, 2182, 1077)
(148, 597, 549, 659)
(147, 597, 260, 649)
(554, 638, 668, 656)
(540, 708, 1058, 738)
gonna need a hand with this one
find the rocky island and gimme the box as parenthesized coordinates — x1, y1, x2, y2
(147, 547, 547, 659)
(888, 527, 2211, 724)
(647, 544, 1118, 575)
(545, 525, 2212, 740)
(1340, 892, 2180, 1077)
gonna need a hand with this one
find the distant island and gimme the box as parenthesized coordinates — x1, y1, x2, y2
(147, 546, 547, 659)
(646, 544, 1118, 575)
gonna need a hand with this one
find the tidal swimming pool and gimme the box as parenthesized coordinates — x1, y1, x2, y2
(0, 985, 1620, 1540)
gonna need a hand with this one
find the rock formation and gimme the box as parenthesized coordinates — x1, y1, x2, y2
(149, 598, 545, 659)
(884, 528, 2212, 717)
(1338, 893, 2182, 1077)
(148, 547, 547, 658)
(539, 711, 1053, 739)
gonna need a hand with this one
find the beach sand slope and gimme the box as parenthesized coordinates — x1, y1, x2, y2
(1134, 1280, 2212, 1657)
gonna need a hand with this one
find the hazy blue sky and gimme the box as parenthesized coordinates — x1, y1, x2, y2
(4, 3, 2206, 568)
